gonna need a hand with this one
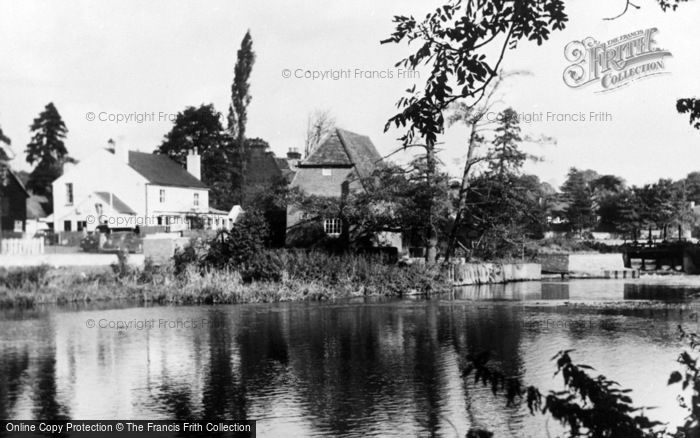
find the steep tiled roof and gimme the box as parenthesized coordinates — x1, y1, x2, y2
(94, 192, 137, 215)
(303, 130, 353, 166)
(336, 129, 382, 179)
(128, 151, 207, 189)
(301, 128, 382, 180)
(291, 128, 383, 196)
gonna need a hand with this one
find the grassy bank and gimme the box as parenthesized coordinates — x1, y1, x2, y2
(0, 251, 451, 308)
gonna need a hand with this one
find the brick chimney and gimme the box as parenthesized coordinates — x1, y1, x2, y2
(186, 149, 201, 180)
(287, 147, 301, 168)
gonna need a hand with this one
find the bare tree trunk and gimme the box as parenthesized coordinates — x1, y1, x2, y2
(426, 142, 438, 264)
(445, 121, 479, 261)
(238, 137, 247, 205)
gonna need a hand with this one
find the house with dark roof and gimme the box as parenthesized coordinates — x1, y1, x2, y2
(286, 128, 385, 244)
(51, 144, 229, 232)
(0, 167, 29, 235)
(243, 139, 300, 195)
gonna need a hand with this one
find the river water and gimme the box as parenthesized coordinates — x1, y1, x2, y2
(1, 279, 699, 437)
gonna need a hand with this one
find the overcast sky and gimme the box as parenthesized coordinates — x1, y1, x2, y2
(1, 0, 699, 188)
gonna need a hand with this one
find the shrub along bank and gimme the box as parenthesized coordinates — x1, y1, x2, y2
(0, 250, 450, 308)
(0, 213, 451, 308)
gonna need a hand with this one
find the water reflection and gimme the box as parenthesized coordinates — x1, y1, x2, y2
(0, 280, 696, 437)
(455, 279, 700, 303)
(0, 347, 29, 419)
(623, 283, 692, 301)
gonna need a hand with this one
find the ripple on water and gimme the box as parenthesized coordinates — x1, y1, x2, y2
(0, 280, 697, 437)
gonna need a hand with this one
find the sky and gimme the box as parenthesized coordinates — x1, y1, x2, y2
(1, 0, 699, 188)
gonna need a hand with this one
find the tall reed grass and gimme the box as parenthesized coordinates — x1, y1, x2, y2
(0, 251, 450, 308)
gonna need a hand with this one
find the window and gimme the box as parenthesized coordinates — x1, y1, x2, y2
(322, 168, 332, 176)
(159, 189, 165, 203)
(13, 220, 23, 233)
(64, 220, 72, 232)
(193, 193, 199, 206)
(65, 183, 74, 205)
(77, 221, 86, 231)
(323, 218, 342, 237)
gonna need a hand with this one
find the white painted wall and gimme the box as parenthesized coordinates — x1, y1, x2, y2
(52, 149, 148, 231)
(51, 149, 211, 232)
(146, 185, 209, 216)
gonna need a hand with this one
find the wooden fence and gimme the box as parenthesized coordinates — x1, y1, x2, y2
(0, 238, 45, 255)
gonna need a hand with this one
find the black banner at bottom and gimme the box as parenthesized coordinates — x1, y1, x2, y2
(1, 420, 255, 437)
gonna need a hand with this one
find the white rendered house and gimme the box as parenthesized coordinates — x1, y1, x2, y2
(52, 144, 228, 232)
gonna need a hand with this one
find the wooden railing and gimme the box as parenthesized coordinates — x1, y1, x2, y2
(0, 237, 45, 255)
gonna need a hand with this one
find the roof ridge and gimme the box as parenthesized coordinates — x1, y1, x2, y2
(335, 128, 376, 190)
(127, 150, 208, 189)
(334, 128, 354, 167)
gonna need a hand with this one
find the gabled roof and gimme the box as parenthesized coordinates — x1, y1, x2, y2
(128, 151, 207, 189)
(5, 168, 29, 197)
(304, 130, 353, 167)
(301, 128, 382, 179)
(94, 192, 137, 215)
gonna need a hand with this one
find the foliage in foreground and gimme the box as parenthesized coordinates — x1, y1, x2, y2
(465, 325, 700, 437)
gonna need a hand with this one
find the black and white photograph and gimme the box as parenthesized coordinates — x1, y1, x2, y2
(2, 1, 700, 437)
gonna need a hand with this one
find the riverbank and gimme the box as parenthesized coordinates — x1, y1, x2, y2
(0, 245, 549, 307)
(0, 254, 455, 307)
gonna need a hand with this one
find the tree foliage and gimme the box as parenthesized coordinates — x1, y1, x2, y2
(678, 98, 700, 130)
(0, 124, 10, 162)
(488, 107, 526, 178)
(463, 349, 664, 437)
(156, 104, 236, 210)
(25, 103, 73, 199)
(382, 0, 567, 262)
(286, 161, 452, 253)
(206, 210, 269, 269)
(452, 106, 545, 259)
(669, 325, 700, 436)
(381, 0, 567, 148)
(561, 168, 597, 234)
(227, 30, 256, 144)
(461, 172, 548, 259)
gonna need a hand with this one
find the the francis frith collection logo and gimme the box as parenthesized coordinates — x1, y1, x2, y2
(563, 28, 672, 92)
